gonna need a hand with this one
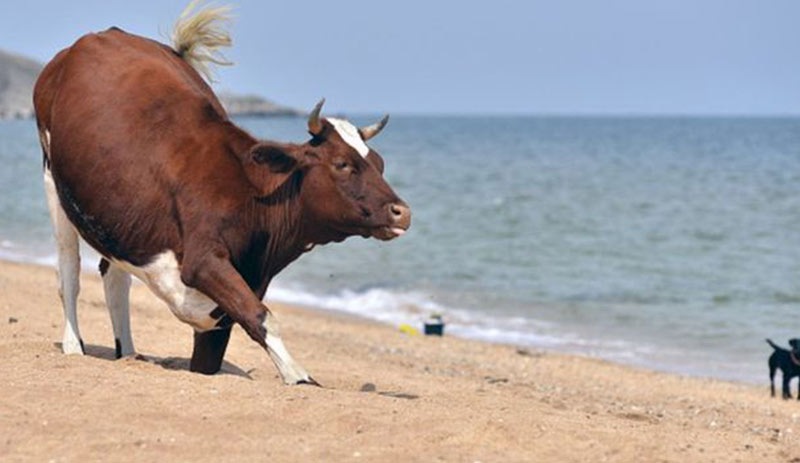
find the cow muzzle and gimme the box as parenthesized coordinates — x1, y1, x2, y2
(373, 202, 411, 240)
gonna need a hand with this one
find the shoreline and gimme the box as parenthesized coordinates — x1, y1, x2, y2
(274, 296, 764, 388)
(2, 247, 767, 387)
(0, 252, 760, 386)
(2, 258, 800, 461)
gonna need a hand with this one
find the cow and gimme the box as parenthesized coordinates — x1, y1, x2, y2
(32, 3, 410, 385)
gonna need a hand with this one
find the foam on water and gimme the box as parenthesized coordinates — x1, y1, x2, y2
(265, 281, 709, 380)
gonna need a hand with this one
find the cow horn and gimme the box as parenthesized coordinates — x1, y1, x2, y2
(359, 114, 390, 141)
(307, 98, 325, 136)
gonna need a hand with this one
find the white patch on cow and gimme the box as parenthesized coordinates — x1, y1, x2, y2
(43, 166, 84, 355)
(113, 251, 218, 331)
(102, 262, 135, 357)
(263, 312, 313, 384)
(40, 129, 51, 157)
(326, 117, 369, 158)
(117, 253, 313, 383)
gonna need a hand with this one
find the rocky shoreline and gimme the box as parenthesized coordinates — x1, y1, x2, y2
(0, 49, 41, 119)
(0, 49, 301, 120)
(217, 92, 304, 117)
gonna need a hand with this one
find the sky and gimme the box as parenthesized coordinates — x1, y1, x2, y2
(1, 0, 798, 115)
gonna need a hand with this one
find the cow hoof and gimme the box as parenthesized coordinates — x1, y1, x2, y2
(114, 338, 136, 359)
(62, 337, 85, 355)
(296, 376, 321, 387)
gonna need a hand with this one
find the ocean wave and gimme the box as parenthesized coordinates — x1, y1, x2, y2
(265, 282, 669, 364)
(267, 285, 446, 325)
(0, 246, 57, 267)
(265, 282, 768, 384)
(0, 240, 103, 269)
(773, 292, 800, 304)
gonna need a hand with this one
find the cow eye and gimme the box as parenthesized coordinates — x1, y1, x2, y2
(334, 160, 350, 171)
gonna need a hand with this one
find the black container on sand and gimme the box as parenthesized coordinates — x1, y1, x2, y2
(424, 315, 445, 336)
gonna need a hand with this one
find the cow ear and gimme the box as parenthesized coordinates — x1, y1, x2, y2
(252, 143, 298, 173)
(242, 142, 302, 196)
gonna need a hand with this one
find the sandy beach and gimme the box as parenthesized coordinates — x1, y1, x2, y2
(1, 258, 798, 462)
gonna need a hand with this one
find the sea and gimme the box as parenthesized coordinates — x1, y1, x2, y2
(1, 115, 798, 385)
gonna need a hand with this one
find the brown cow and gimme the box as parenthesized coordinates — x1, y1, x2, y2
(33, 3, 410, 384)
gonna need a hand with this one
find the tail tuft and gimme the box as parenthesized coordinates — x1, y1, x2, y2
(172, 0, 233, 82)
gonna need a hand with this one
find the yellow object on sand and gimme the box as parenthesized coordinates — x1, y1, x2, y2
(399, 323, 420, 336)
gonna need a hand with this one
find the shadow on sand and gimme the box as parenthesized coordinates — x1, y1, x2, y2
(55, 342, 253, 379)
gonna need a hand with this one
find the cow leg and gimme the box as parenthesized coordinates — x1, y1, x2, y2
(190, 326, 232, 374)
(261, 311, 318, 385)
(182, 251, 317, 385)
(187, 304, 317, 384)
(100, 259, 135, 358)
(43, 167, 83, 355)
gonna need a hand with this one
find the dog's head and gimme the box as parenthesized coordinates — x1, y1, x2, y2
(789, 338, 800, 353)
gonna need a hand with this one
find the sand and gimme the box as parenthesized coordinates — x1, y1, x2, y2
(1, 259, 799, 462)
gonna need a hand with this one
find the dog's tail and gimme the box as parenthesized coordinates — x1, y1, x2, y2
(766, 338, 782, 350)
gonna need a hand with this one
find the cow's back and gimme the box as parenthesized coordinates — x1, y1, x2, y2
(34, 28, 250, 265)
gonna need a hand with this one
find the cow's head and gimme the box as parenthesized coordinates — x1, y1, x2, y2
(247, 100, 410, 244)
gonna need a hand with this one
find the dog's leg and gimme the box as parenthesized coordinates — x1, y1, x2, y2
(769, 361, 777, 397)
(796, 377, 800, 401)
(782, 373, 792, 399)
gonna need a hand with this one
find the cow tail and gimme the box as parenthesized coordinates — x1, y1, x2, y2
(171, 0, 233, 82)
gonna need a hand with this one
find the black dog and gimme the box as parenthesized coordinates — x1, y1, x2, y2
(767, 338, 800, 399)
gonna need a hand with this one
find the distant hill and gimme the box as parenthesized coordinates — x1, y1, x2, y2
(0, 49, 42, 119)
(217, 92, 304, 118)
(0, 49, 300, 120)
